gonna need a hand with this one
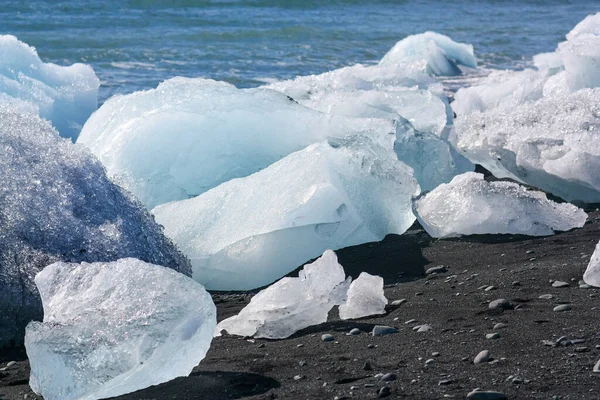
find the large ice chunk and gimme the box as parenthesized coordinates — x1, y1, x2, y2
(0, 108, 191, 348)
(216, 250, 350, 339)
(153, 137, 419, 291)
(0, 35, 99, 141)
(25, 258, 216, 400)
(454, 89, 600, 203)
(78, 77, 395, 209)
(566, 12, 600, 40)
(338, 272, 387, 320)
(413, 172, 587, 238)
(379, 32, 477, 76)
(583, 240, 600, 287)
(558, 33, 600, 91)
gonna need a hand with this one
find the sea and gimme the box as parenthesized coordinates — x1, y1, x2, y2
(2, 0, 598, 103)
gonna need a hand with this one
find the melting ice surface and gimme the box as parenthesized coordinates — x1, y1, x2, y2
(0, 108, 190, 347)
(0, 35, 99, 141)
(78, 77, 395, 209)
(583, 240, 600, 287)
(338, 272, 387, 320)
(25, 258, 216, 400)
(153, 137, 419, 291)
(216, 250, 350, 339)
(413, 172, 588, 238)
(452, 12, 600, 203)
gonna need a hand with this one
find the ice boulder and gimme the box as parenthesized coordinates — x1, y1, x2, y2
(0, 35, 99, 141)
(583, 240, 600, 287)
(413, 172, 587, 238)
(379, 31, 477, 76)
(78, 77, 395, 209)
(25, 258, 216, 400)
(338, 272, 387, 320)
(153, 137, 419, 291)
(0, 108, 191, 348)
(566, 12, 600, 40)
(216, 250, 350, 339)
(454, 89, 600, 203)
(558, 33, 600, 91)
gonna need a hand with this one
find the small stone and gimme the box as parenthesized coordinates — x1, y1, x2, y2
(426, 266, 447, 275)
(391, 299, 407, 306)
(575, 347, 590, 353)
(484, 286, 496, 292)
(372, 326, 398, 336)
(299, 360, 307, 367)
(417, 324, 432, 333)
(348, 328, 361, 336)
(474, 350, 491, 364)
(432, 352, 440, 357)
(439, 379, 454, 386)
(488, 299, 511, 310)
(552, 281, 569, 288)
(493, 323, 507, 330)
(425, 358, 435, 365)
(512, 281, 521, 287)
(405, 319, 417, 324)
(297, 344, 304, 348)
(364, 383, 375, 388)
(553, 304, 572, 312)
(378, 386, 391, 398)
(380, 373, 397, 382)
(5, 361, 16, 368)
(556, 336, 572, 346)
(466, 390, 507, 400)
(539, 294, 554, 300)
(363, 362, 373, 371)
(486, 333, 500, 340)
(293, 375, 304, 381)
(321, 334, 334, 342)
(367, 344, 375, 349)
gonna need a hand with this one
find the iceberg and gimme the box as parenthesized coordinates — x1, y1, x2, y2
(25, 258, 216, 400)
(379, 31, 477, 76)
(0, 35, 99, 141)
(583, 240, 600, 287)
(0, 108, 190, 348)
(216, 250, 350, 339)
(338, 272, 387, 320)
(413, 172, 587, 238)
(77, 77, 395, 209)
(153, 137, 419, 291)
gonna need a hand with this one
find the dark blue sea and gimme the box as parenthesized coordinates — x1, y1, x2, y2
(3, 0, 598, 102)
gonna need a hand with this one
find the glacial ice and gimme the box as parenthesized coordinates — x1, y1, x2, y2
(338, 272, 387, 320)
(413, 172, 588, 238)
(78, 77, 395, 209)
(215, 250, 350, 339)
(153, 137, 419, 291)
(583, 240, 600, 288)
(25, 258, 216, 400)
(0, 108, 190, 347)
(379, 32, 477, 76)
(0, 35, 99, 141)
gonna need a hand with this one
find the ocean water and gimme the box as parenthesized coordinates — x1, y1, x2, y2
(2, 1, 598, 102)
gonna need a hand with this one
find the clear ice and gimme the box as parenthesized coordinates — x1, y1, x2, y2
(338, 272, 387, 320)
(25, 258, 216, 400)
(583, 240, 600, 288)
(413, 172, 587, 238)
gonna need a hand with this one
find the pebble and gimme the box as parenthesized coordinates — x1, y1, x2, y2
(364, 383, 375, 388)
(438, 379, 454, 386)
(417, 324, 432, 332)
(426, 358, 436, 364)
(512, 281, 521, 286)
(6, 361, 16, 368)
(488, 299, 511, 310)
(467, 390, 507, 400)
(405, 319, 417, 324)
(486, 333, 500, 340)
(380, 373, 397, 382)
(293, 375, 304, 381)
(484, 285, 496, 292)
(378, 386, 391, 398)
(432, 352, 440, 357)
(539, 294, 554, 300)
(363, 362, 373, 371)
(391, 299, 407, 306)
(426, 265, 447, 275)
(553, 304, 572, 312)
(347, 328, 361, 336)
(474, 350, 492, 364)
(372, 326, 398, 336)
(552, 281, 569, 288)
(321, 334, 335, 342)
(493, 323, 507, 330)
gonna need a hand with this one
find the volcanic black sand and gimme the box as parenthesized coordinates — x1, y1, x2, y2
(2, 211, 600, 400)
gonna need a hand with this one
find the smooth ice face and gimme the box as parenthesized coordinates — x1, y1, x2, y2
(338, 272, 387, 320)
(558, 34, 600, 91)
(0, 35, 99, 141)
(454, 89, 600, 203)
(25, 258, 216, 400)
(413, 172, 588, 238)
(216, 250, 350, 339)
(78, 77, 395, 209)
(379, 32, 477, 76)
(0, 108, 190, 347)
(583, 241, 600, 287)
(153, 137, 419, 291)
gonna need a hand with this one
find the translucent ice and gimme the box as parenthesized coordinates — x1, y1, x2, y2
(153, 137, 419, 291)
(338, 272, 387, 320)
(0, 108, 190, 347)
(379, 32, 477, 76)
(454, 89, 600, 203)
(25, 258, 216, 400)
(216, 250, 350, 339)
(583, 240, 600, 287)
(413, 172, 587, 238)
(558, 33, 600, 91)
(0, 35, 99, 141)
(78, 77, 395, 209)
